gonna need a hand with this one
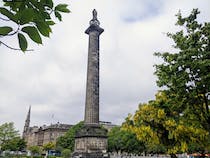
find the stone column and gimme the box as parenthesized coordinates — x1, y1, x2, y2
(72, 9, 109, 158)
(84, 9, 104, 125)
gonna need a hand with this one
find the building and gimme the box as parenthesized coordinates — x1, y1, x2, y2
(22, 107, 117, 148)
(22, 107, 72, 148)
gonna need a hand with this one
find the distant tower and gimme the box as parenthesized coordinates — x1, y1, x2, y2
(22, 106, 31, 139)
(73, 9, 108, 158)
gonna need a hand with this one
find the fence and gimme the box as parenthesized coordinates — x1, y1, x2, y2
(109, 153, 188, 158)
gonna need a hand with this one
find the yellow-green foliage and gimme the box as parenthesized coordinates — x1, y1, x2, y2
(123, 8, 210, 154)
(122, 91, 209, 154)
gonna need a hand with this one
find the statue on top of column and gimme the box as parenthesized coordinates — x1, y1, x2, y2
(90, 9, 100, 26)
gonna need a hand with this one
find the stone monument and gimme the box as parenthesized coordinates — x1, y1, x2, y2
(72, 9, 108, 158)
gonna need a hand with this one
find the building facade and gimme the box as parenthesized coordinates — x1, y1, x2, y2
(23, 123, 72, 148)
(22, 107, 72, 148)
(22, 107, 116, 148)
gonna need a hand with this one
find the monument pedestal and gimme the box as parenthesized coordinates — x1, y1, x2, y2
(72, 125, 109, 158)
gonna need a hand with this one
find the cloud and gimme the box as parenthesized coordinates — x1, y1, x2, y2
(0, 0, 210, 133)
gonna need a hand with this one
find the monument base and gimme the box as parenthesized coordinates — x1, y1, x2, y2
(72, 124, 109, 158)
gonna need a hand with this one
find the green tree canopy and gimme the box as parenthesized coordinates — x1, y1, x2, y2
(56, 121, 83, 153)
(28, 145, 42, 156)
(154, 8, 210, 131)
(61, 149, 71, 158)
(1, 136, 26, 151)
(43, 142, 55, 152)
(0, 0, 70, 52)
(123, 8, 210, 158)
(108, 126, 145, 155)
(0, 122, 19, 148)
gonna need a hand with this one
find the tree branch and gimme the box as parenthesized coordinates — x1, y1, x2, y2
(6, 26, 20, 36)
(0, 17, 10, 21)
(0, 41, 34, 51)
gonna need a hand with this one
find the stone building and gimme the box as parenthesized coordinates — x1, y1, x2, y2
(22, 107, 72, 148)
(22, 107, 117, 148)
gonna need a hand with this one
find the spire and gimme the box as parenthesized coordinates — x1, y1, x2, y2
(23, 106, 31, 133)
(27, 106, 31, 119)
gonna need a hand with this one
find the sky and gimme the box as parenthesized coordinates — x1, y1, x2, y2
(0, 0, 210, 134)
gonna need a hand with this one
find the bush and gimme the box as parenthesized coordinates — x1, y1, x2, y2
(61, 149, 71, 158)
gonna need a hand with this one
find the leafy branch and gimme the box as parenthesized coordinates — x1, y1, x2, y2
(0, 40, 33, 51)
(0, 0, 70, 52)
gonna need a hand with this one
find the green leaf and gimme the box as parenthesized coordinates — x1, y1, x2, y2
(22, 26, 42, 44)
(55, 11, 62, 21)
(36, 22, 51, 37)
(46, 20, 55, 25)
(18, 33, 27, 52)
(20, 8, 34, 25)
(55, 4, 70, 13)
(0, 7, 17, 22)
(30, 0, 45, 12)
(41, 11, 51, 19)
(0, 26, 13, 35)
(44, 0, 53, 8)
(33, 10, 45, 22)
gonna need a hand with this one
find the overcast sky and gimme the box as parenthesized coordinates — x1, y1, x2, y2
(0, 0, 210, 134)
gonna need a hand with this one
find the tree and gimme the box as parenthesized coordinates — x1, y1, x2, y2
(28, 145, 42, 156)
(108, 126, 145, 155)
(0, 122, 19, 148)
(43, 142, 55, 152)
(154, 8, 210, 131)
(1, 137, 26, 151)
(0, 0, 70, 52)
(122, 8, 210, 158)
(61, 149, 71, 158)
(56, 121, 83, 153)
(122, 91, 209, 158)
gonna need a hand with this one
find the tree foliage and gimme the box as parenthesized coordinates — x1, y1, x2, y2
(108, 126, 145, 154)
(56, 121, 83, 152)
(0, 0, 70, 52)
(61, 149, 71, 158)
(43, 142, 55, 151)
(28, 145, 42, 156)
(1, 136, 26, 151)
(154, 8, 210, 131)
(0, 122, 19, 147)
(123, 91, 209, 155)
(123, 9, 210, 157)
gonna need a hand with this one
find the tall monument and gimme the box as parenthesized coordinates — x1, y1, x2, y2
(73, 9, 108, 158)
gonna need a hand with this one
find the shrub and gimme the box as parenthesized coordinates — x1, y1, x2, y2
(61, 149, 71, 158)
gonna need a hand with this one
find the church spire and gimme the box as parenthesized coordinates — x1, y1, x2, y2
(23, 106, 31, 137)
